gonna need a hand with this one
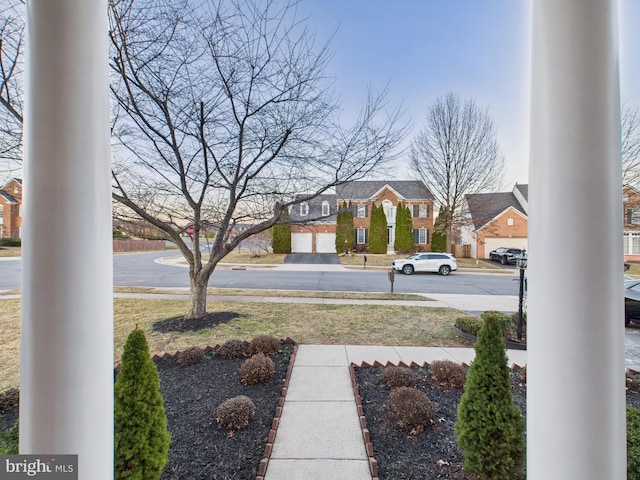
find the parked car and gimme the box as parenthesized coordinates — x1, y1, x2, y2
(489, 247, 525, 265)
(392, 252, 457, 276)
(626, 279, 640, 326)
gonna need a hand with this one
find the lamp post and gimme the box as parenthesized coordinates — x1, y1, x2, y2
(516, 251, 527, 342)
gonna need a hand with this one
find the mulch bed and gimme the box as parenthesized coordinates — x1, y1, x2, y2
(153, 311, 245, 333)
(353, 364, 640, 480)
(1, 343, 295, 480)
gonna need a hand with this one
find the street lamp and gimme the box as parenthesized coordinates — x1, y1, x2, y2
(516, 251, 527, 342)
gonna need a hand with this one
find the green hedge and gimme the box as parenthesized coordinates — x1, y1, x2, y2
(629, 406, 640, 480)
(0, 238, 20, 247)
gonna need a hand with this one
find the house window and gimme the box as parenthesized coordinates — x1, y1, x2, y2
(322, 201, 330, 216)
(300, 202, 308, 216)
(382, 200, 393, 220)
(412, 204, 428, 218)
(627, 209, 640, 225)
(507, 217, 514, 226)
(356, 205, 367, 218)
(624, 232, 640, 255)
(413, 228, 429, 244)
(0, 209, 3, 225)
(356, 228, 367, 244)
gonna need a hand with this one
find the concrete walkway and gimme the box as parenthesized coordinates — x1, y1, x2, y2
(264, 344, 527, 480)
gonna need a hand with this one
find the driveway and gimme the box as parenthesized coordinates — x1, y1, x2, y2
(283, 253, 340, 264)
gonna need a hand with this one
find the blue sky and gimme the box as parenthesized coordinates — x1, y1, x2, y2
(296, 0, 640, 189)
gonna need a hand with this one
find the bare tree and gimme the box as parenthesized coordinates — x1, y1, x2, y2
(410, 93, 503, 251)
(109, 0, 404, 318)
(622, 104, 640, 188)
(0, 0, 23, 181)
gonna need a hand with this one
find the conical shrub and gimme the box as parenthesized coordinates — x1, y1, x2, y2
(115, 327, 171, 480)
(455, 312, 525, 479)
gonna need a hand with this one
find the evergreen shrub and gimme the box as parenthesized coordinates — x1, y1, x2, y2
(629, 406, 640, 480)
(272, 208, 291, 254)
(115, 328, 171, 480)
(455, 313, 525, 480)
(368, 204, 388, 254)
(455, 316, 482, 336)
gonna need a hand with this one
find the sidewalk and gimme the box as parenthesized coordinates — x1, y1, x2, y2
(264, 344, 527, 480)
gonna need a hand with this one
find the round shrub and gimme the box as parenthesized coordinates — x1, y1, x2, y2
(455, 316, 482, 336)
(382, 366, 417, 389)
(429, 360, 466, 388)
(390, 387, 436, 435)
(176, 346, 206, 366)
(628, 371, 640, 393)
(247, 335, 281, 356)
(0, 388, 19, 415)
(217, 339, 248, 359)
(216, 396, 255, 431)
(240, 353, 276, 385)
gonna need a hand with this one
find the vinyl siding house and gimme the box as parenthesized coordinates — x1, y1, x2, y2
(289, 180, 434, 253)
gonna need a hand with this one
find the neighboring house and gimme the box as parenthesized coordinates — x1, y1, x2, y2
(0, 178, 22, 238)
(624, 185, 640, 260)
(289, 180, 434, 253)
(461, 184, 528, 259)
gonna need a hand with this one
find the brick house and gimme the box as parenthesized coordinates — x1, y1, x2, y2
(0, 178, 22, 238)
(289, 180, 434, 253)
(623, 185, 640, 261)
(461, 184, 528, 259)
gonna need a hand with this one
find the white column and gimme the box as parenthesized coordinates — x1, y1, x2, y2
(528, 1, 625, 479)
(21, 1, 113, 478)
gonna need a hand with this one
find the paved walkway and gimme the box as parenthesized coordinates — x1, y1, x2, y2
(265, 344, 527, 480)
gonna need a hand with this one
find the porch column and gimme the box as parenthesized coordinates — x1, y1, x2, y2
(528, 1, 625, 479)
(21, 1, 113, 478)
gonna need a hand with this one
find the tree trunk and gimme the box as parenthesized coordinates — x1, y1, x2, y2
(186, 274, 208, 319)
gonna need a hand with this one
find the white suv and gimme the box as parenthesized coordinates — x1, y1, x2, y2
(392, 253, 457, 276)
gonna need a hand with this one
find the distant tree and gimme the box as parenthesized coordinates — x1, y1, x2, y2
(455, 312, 525, 479)
(411, 93, 503, 252)
(623, 104, 640, 188)
(115, 328, 171, 480)
(272, 207, 291, 254)
(109, 0, 404, 319)
(368, 204, 387, 254)
(335, 202, 354, 254)
(393, 203, 413, 253)
(0, 0, 24, 181)
(430, 206, 447, 252)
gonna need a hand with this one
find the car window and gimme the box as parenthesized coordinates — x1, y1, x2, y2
(430, 254, 449, 260)
(418, 254, 430, 260)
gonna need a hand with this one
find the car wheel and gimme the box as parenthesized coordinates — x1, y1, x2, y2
(402, 264, 414, 275)
(500, 256, 506, 265)
(626, 312, 632, 327)
(439, 265, 451, 276)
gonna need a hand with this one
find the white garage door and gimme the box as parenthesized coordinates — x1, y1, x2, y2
(316, 233, 336, 253)
(484, 237, 528, 258)
(291, 233, 312, 253)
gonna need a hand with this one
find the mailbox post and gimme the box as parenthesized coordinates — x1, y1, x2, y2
(388, 267, 395, 293)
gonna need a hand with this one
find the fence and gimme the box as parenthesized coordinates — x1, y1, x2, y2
(113, 239, 166, 252)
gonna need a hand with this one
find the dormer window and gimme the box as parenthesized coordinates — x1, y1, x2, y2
(321, 201, 330, 216)
(300, 202, 309, 216)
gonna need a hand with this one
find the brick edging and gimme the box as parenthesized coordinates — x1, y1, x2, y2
(255, 338, 298, 480)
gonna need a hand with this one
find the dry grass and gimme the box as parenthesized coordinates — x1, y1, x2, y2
(113, 286, 431, 301)
(0, 297, 469, 391)
(0, 247, 21, 257)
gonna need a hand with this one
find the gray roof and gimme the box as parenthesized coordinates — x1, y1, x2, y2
(465, 192, 527, 230)
(289, 193, 338, 222)
(336, 180, 433, 201)
(513, 184, 528, 200)
(0, 190, 17, 204)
